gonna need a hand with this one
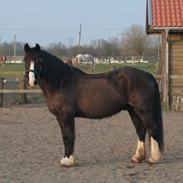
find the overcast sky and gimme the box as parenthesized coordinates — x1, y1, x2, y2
(0, 0, 146, 46)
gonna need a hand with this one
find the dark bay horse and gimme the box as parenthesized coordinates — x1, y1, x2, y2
(24, 43, 164, 167)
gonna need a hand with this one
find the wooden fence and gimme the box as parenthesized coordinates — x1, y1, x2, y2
(0, 77, 42, 107)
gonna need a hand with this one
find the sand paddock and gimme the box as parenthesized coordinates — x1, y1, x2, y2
(0, 106, 182, 183)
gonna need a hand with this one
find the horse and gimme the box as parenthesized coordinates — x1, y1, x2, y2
(24, 43, 164, 167)
(74, 53, 96, 70)
(64, 58, 73, 66)
(0, 56, 7, 64)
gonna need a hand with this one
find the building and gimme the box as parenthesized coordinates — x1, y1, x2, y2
(146, 0, 183, 111)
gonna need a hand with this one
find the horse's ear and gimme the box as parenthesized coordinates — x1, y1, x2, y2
(35, 43, 41, 52)
(24, 43, 30, 53)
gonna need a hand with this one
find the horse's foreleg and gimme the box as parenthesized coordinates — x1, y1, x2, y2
(128, 107, 146, 163)
(56, 113, 75, 167)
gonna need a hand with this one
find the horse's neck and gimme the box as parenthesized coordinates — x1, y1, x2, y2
(39, 55, 66, 93)
(39, 52, 86, 95)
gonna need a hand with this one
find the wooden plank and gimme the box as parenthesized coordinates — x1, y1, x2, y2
(0, 89, 42, 94)
(170, 71, 183, 75)
(170, 61, 183, 65)
(170, 74, 183, 79)
(170, 67, 183, 71)
(170, 83, 183, 87)
(171, 95, 183, 112)
(171, 46, 183, 51)
(171, 85, 183, 89)
(170, 40, 183, 112)
(171, 40, 183, 45)
(170, 77, 183, 81)
(0, 78, 4, 107)
(171, 44, 183, 49)
(171, 90, 183, 95)
(172, 82, 183, 85)
(171, 53, 183, 57)
(171, 52, 183, 57)
(169, 34, 183, 41)
(170, 78, 183, 83)
(171, 45, 183, 49)
(170, 66, 183, 70)
(171, 55, 183, 59)
(170, 69, 183, 74)
(179, 106, 183, 112)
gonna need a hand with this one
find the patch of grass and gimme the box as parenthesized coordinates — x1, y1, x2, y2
(0, 64, 24, 77)
(81, 63, 157, 75)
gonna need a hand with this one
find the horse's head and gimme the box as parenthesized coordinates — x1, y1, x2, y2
(24, 43, 43, 88)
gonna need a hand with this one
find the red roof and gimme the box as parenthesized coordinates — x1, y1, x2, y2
(151, 0, 183, 28)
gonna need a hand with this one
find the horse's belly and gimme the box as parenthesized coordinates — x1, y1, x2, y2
(77, 95, 122, 118)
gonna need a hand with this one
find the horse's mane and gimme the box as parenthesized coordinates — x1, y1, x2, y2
(40, 50, 63, 64)
(39, 50, 85, 89)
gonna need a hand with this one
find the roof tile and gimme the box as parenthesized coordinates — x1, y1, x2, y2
(151, 0, 183, 28)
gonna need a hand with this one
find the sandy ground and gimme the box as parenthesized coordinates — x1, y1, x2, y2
(0, 106, 182, 183)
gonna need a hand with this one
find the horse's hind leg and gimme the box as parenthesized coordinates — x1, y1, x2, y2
(139, 112, 161, 164)
(56, 112, 75, 167)
(128, 107, 146, 163)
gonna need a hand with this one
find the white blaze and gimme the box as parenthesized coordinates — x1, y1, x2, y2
(29, 61, 35, 87)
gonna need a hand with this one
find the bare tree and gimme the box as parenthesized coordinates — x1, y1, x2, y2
(121, 25, 148, 59)
(145, 35, 160, 58)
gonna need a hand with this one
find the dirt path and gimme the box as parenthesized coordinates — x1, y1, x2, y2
(0, 106, 182, 183)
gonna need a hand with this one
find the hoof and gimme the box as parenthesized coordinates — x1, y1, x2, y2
(147, 157, 160, 165)
(131, 154, 146, 163)
(60, 155, 75, 167)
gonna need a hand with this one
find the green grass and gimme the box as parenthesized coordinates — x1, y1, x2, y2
(0, 63, 157, 78)
(80, 63, 157, 75)
(0, 64, 24, 78)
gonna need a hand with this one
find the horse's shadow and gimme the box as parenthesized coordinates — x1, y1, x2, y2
(160, 153, 183, 164)
(73, 152, 183, 168)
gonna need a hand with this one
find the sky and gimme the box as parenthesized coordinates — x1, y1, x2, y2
(0, 0, 146, 47)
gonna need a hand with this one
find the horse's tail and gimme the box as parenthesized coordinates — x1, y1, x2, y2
(153, 78, 164, 153)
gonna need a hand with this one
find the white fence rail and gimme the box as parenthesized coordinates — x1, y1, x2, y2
(1, 55, 159, 64)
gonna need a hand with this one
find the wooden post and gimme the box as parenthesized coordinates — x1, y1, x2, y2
(162, 30, 170, 110)
(165, 30, 170, 110)
(0, 77, 4, 107)
(18, 76, 27, 104)
(23, 75, 27, 104)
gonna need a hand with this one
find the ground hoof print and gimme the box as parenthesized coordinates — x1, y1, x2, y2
(60, 155, 75, 167)
(131, 155, 146, 163)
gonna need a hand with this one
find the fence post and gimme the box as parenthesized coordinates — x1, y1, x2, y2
(0, 77, 4, 107)
(23, 75, 27, 104)
(18, 76, 27, 104)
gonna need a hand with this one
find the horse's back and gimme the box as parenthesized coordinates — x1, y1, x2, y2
(109, 66, 155, 90)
